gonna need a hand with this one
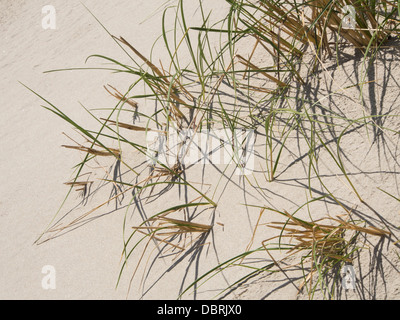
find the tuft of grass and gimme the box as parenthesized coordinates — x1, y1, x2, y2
(262, 209, 390, 298)
(117, 200, 214, 296)
(29, 0, 400, 299)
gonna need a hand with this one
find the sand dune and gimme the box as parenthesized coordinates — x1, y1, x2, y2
(1, 0, 400, 300)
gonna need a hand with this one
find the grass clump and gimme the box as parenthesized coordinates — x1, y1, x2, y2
(27, 0, 400, 299)
(263, 209, 390, 299)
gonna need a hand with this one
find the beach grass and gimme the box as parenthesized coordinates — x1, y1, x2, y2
(27, 0, 400, 299)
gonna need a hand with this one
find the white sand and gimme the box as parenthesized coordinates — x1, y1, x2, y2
(1, 0, 400, 300)
(0, 0, 186, 300)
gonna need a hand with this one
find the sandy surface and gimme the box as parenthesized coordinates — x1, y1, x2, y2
(0, 0, 187, 300)
(1, 0, 400, 300)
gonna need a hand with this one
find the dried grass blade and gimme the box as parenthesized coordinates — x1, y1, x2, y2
(104, 84, 138, 108)
(62, 145, 121, 157)
(100, 118, 165, 133)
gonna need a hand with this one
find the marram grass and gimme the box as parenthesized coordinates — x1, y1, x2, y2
(26, 0, 400, 299)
